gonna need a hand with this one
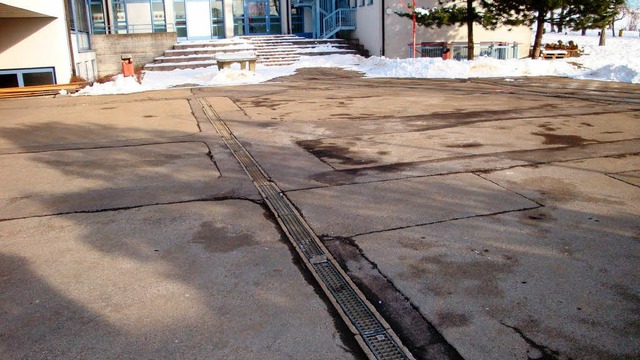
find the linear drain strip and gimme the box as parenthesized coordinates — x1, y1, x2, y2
(198, 98, 413, 360)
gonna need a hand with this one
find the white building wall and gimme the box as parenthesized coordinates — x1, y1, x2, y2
(381, 0, 531, 58)
(0, 0, 74, 83)
(353, 0, 382, 56)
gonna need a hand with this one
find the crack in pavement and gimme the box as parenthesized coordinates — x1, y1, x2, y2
(349, 205, 542, 238)
(0, 197, 263, 222)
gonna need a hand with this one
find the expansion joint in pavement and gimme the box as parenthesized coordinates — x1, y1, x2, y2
(197, 97, 416, 360)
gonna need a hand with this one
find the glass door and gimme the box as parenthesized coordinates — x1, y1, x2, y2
(211, 0, 224, 38)
(244, 0, 269, 34)
(186, 0, 212, 39)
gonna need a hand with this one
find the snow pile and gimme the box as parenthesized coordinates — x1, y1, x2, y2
(78, 31, 640, 96)
(544, 32, 640, 83)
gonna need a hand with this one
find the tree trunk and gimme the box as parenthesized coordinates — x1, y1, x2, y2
(532, 10, 546, 59)
(550, 11, 555, 32)
(599, 25, 606, 46)
(612, 22, 616, 37)
(558, 6, 565, 33)
(581, 28, 586, 36)
(467, 0, 474, 60)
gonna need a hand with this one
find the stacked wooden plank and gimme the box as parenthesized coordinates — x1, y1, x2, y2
(0, 83, 86, 99)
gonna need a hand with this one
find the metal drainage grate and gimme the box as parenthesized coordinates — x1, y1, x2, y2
(198, 98, 414, 360)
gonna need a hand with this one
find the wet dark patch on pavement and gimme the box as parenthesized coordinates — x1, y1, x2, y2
(538, 123, 559, 132)
(531, 132, 598, 146)
(191, 221, 256, 253)
(309, 170, 359, 186)
(435, 312, 470, 328)
(321, 235, 463, 360)
(401, 253, 518, 298)
(297, 139, 377, 166)
(444, 142, 483, 148)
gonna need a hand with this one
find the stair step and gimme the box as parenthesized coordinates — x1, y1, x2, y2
(144, 34, 363, 71)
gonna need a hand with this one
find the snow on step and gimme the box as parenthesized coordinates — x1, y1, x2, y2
(144, 35, 359, 71)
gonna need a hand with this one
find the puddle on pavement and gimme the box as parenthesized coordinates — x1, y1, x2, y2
(191, 221, 256, 253)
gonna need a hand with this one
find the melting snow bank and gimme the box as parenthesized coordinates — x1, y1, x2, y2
(78, 33, 640, 96)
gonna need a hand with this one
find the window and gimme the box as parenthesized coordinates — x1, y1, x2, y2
(367, 0, 373, 5)
(0, 68, 56, 88)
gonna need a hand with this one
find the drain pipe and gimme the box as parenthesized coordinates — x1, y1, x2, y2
(286, 0, 292, 34)
(381, 0, 385, 56)
(63, 0, 78, 80)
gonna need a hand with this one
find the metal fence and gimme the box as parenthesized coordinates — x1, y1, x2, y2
(409, 42, 519, 60)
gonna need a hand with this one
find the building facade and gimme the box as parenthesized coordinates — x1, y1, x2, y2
(0, 0, 531, 88)
(87, 0, 530, 58)
(0, 0, 97, 87)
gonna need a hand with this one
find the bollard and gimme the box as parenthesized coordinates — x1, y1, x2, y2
(121, 54, 134, 77)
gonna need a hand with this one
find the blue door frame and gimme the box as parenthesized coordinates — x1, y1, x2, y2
(244, 0, 270, 34)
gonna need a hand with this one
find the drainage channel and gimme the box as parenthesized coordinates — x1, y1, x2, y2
(197, 98, 414, 360)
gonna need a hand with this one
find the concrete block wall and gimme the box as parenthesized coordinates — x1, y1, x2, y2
(91, 32, 177, 76)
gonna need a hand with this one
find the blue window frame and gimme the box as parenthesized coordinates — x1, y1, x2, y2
(0, 67, 56, 88)
(110, 0, 168, 34)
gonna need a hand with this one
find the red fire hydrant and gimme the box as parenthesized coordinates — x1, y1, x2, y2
(121, 54, 134, 77)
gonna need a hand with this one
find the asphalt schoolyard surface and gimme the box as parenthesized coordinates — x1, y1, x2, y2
(1, 69, 639, 359)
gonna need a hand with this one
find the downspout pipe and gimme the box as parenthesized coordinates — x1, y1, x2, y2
(63, 0, 78, 80)
(381, 0, 385, 56)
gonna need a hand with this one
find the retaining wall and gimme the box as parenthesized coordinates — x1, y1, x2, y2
(91, 32, 177, 76)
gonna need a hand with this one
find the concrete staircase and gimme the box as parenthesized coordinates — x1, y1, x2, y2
(144, 35, 358, 71)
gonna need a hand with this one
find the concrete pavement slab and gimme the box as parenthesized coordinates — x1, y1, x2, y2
(0, 201, 357, 359)
(0, 97, 198, 150)
(0, 143, 226, 219)
(610, 170, 640, 187)
(351, 156, 640, 359)
(287, 173, 539, 237)
(297, 113, 640, 170)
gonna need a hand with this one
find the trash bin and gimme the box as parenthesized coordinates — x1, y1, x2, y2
(121, 54, 134, 77)
(442, 48, 451, 60)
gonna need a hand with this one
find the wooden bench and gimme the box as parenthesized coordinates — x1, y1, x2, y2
(215, 54, 257, 71)
(0, 83, 85, 99)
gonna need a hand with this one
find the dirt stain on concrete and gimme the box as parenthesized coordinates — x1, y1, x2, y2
(143, 115, 157, 118)
(191, 221, 256, 253)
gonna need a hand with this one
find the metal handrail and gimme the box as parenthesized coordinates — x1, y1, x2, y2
(321, 8, 355, 39)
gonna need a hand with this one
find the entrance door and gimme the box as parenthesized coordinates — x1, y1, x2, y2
(244, 0, 269, 34)
(186, 0, 212, 39)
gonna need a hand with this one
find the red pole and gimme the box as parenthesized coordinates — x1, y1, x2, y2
(412, 0, 417, 58)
